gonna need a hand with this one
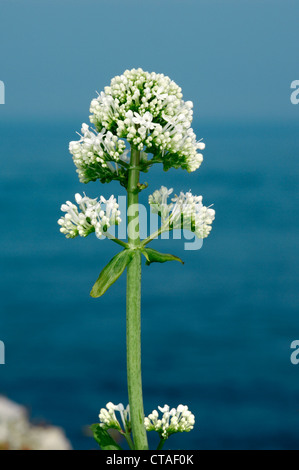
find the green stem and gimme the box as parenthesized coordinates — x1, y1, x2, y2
(141, 224, 173, 247)
(157, 438, 166, 450)
(105, 231, 129, 249)
(122, 432, 135, 450)
(126, 145, 149, 451)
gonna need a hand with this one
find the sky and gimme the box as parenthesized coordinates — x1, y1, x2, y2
(0, 0, 298, 122)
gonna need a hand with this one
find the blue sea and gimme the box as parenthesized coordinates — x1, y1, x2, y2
(0, 119, 299, 450)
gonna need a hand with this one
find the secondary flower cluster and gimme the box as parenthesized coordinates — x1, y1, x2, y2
(58, 193, 121, 239)
(99, 403, 130, 434)
(70, 124, 128, 185)
(144, 405, 195, 440)
(69, 68, 205, 186)
(149, 186, 215, 239)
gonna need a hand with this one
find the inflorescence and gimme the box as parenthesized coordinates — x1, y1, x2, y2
(58, 193, 121, 239)
(70, 68, 205, 186)
(98, 402, 195, 442)
(144, 405, 195, 440)
(149, 186, 215, 239)
(58, 187, 215, 241)
(59, 69, 215, 450)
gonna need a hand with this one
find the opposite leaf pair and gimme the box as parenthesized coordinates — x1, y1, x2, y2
(90, 248, 183, 298)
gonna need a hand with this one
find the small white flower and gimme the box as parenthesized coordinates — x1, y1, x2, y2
(132, 111, 156, 130)
(144, 404, 195, 440)
(148, 186, 174, 223)
(99, 403, 130, 433)
(154, 86, 169, 101)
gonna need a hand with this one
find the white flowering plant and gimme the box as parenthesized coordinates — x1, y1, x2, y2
(58, 69, 215, 450)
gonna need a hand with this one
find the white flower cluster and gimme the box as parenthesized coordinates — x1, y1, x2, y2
(69, 123, 128, 184)
(0, 396, 72, 450)
(99, 402, 130, 433)
(58, 193, 121, 239)
(69, 68, 205, 185)
(144, 404, 195, 440)
(149, 186, 215, 239)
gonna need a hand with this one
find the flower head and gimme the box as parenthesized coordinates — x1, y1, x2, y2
(58, 193, 121, 239)
(144, 404, 195, 440)
(99, 403, 130, 433)
(70, 68, 205, 186)
(149, 186, 215, 238)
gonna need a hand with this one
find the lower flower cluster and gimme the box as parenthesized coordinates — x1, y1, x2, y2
(98, 402, 195, 441)
(144, 405, 195, 440)
(58, 193, 121, 239)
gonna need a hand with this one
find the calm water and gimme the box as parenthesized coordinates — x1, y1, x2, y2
(0, 119, 299, 450)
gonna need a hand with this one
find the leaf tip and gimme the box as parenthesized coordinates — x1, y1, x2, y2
(90, 288, 100, 298)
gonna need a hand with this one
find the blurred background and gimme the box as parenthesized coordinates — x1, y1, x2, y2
(0, 0, 299, 450)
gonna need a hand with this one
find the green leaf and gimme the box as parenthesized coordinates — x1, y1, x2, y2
(90, 424, 123, 450)
(90, 249, 135, 298)
(141, 248, 184, 266)
(141, 248, 150, 263)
